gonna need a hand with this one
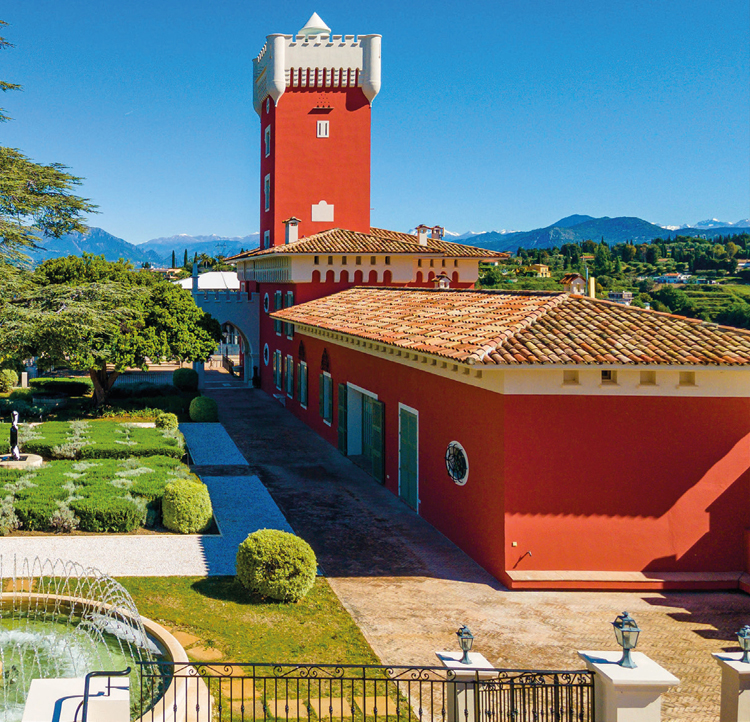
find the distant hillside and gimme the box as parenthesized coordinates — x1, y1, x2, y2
(139, 234, 260, 264)
(26, 227, 162, 266)
(466, 216, 750, 252)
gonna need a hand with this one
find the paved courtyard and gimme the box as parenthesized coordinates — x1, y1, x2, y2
(208, 385, 750, 722)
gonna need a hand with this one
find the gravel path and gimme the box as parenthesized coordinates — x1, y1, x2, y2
(0, 475, 292, 577)
(180, 423, 248, 466)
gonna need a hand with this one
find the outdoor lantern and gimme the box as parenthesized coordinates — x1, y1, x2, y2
(457, 625, 474, 665)
(737, 625, 750, 663)
(611, 611, 641, 669)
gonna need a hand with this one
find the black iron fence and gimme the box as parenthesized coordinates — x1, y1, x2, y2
(136, 662, 594, 722)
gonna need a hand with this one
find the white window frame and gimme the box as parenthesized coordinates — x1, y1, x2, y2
(264, 174, 271, 212)
(274, 290, 283, 335)
(273, 350, 282, 389)
(285, 354, 294, 398)
(317, 120, 330, 138)
(298, 361, 308, 409)
(264, 125, 271, 157)
(322, 371, 333, 426)
(263, 230, 270, 249)
(398, 402, 420, 513)
(285, 291, 295, 339)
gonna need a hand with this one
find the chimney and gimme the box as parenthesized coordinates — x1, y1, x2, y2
(588, 276, 596, 299)
(416, 224, 429, 246)
(431, 226, 444, 240)
(283, 217, 301, 245)
(434, 272, 450, 289)
(191, 262, 198, 293)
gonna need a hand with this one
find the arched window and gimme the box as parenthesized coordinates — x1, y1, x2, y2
(368, 270, 378, 284)
(452, 271, 459, 283)
(325, 270, 335, 283)
(383, 270, 392, 284)
(428, 271, 436, 282)
(340, 270, 350, 284)
(415, 271, 423, 284)
(312, 270, 321, 283)
(354, 270, 364, 284)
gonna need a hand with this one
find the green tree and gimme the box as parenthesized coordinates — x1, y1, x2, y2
(0, 22, 96, 261)
(183, 248, 188, 267)
(1, 261, 221, 404)
(171, 250, 176, 268)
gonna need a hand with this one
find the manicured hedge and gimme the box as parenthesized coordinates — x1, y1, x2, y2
(0, 370, 18, 393)
(0, 420, 185, 460)
(29, 377, 93, 396)
(173, 368, 199, 391)
(236, 529, 317, 602)
(0, 456, 204, 533)
(162, 478, 213, 533)
(189, 397, 218, 422)
(155, 412, 179, 429)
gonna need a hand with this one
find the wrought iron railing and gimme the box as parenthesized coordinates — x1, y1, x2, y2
(136, 662, 594, 722)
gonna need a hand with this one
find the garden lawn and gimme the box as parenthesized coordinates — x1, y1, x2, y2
(0, 456, 199, 532)
(0, 420, 184, 460)
(121, 576, 379, 665)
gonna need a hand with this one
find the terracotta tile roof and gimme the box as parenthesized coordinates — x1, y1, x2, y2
(271, 287, 750, 366)
(225, 227, 506, 261)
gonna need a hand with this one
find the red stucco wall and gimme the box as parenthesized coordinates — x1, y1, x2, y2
(503, 395, 750, 575)
(265, 332, 506, 578)
(261, 86, 372, 247)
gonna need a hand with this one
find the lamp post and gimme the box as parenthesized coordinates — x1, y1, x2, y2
(456, 625, 474, 665)
(612, 611, 641, 669)
(737, 625, 750, 664)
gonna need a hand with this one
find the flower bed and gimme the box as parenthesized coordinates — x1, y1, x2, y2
(0, 420, 185, 460)
(0, 456, 203, 533)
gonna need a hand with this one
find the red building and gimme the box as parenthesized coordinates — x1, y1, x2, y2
(225, 14, 750, 591)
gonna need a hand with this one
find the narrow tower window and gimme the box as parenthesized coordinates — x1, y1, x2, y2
(264, 126, 271, 157)
(264, 174, 271, 212)
(317, 120, 330, 138)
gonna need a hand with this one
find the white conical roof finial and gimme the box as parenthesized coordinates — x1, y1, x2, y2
(299, 12, 331, 37)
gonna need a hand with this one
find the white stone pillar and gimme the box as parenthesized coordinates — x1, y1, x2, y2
(436, 651, 494, 722)
(21, 372, 28, 388)
(193, 361, 205, 389)
(714, 653, 750, 721)
(578, 651, 679, 722)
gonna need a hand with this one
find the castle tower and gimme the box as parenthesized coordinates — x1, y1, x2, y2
(253, 13, 381, 248)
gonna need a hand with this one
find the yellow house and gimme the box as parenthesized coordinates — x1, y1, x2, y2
(530, 264, 550, 278)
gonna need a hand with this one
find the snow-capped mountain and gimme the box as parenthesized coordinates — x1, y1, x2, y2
(659, 219, 750, 230)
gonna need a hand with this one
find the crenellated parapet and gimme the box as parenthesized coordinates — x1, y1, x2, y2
(253, 29, 381, 114)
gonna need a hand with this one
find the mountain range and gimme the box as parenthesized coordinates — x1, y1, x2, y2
(21, 216, 750, 266)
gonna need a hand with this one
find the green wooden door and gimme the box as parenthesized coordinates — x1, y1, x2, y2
(370, 399, 385, 484)
(362, 395, 373, 463)
(399, 408, 418, 509)
(337, 384, 348, 455)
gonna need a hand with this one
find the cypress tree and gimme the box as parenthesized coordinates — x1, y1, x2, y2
(171, 250, 176, 268)
(183, 249, 188, 267)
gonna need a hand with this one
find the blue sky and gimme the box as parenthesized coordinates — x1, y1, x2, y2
(2, 0, 748, 243)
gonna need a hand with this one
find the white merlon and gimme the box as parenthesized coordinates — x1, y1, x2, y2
(253, 20, 381, 113)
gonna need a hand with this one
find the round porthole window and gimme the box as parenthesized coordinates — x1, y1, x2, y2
(445, 441, 469, 486)
(263, 344, 270, 366)
(263, 293, 270, 313)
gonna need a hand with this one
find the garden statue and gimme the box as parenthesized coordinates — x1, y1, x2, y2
(9, 411, 20, 461)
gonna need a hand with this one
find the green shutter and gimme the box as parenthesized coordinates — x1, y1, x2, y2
(319, 374, 324, 417)
(337, 384, 348, 454)
(399, 408, 418, 509)
(371, 399, 385, 484)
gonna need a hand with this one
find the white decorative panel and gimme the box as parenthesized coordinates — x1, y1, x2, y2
(311, 200, 334, 222)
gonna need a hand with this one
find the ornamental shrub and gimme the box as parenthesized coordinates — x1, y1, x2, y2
(70, 496, 145, 533)
(155, 412, 179, 430)
(29, 377, 93, 396)
(162, 478, 213, 533)
(173, 368, 199, 392)
(0, 370, 18, 393)
(189, 397, 218, 422)
(236, 529, 317, 603)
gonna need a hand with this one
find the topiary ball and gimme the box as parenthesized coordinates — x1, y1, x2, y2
(155, 412, 179, 429)
(173, 367, 199, 391)
(0, 370, 19, 394)
(236, 529, 317, 603)
(189, 396, 218, 422)
(162, 478, 213, 533)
